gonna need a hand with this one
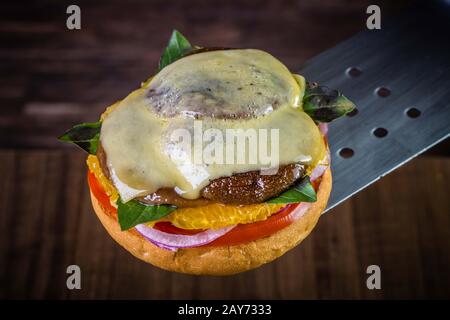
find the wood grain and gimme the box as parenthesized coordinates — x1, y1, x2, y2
(0, 0, 410, 149)
(1, 0, 449, 299)
(0, 151, 449, 299)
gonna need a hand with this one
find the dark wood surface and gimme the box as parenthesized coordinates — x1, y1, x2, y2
(1, 151, 449, 299)
(0, 0, 410, 149)
(1, 0, 450, 299)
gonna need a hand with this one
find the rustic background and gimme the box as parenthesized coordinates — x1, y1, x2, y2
(1, 0, 449, 299)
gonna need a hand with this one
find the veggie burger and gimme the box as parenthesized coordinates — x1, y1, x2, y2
(60, 31, 355, 275)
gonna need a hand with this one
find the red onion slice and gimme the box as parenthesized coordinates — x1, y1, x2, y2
(319, 122, 328, 136)
(310, 123, 330, 182)
(310, 151, 330, 182)
(292, 202, 312, 220)
(298, 123, 328, 215)
(135, 224, 236, 251)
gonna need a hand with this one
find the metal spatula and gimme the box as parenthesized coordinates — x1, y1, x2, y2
(297, 6, 450, 211)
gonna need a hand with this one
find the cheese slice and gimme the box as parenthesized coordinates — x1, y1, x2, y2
(146, 49, 301, 118)
(100, 49, 325, 202)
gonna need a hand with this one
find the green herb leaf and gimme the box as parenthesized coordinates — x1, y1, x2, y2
(58, 121, 101, 154)
(302, 83, 356, 123)
(158, 30, 193, 71)
(267, 176, 317, 204)
(117, 198, 177, 231)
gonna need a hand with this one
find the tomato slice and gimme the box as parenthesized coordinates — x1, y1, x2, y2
(205, 203, 299, 246)
(88, 171, 117, 215)
(87, 170, 301, 246)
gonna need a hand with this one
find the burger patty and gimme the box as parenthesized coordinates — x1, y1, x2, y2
(97, 143, 304, 206)
(200, 164, 304, 205)
(140, 188, 213, 207)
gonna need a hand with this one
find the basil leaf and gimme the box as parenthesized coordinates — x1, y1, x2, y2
(158, 30, 193, 71)
(303, 83, 356, 123)
(117, 198, 176, 231)
(267, 176, 317, 204)
(58, 121, 101, 154)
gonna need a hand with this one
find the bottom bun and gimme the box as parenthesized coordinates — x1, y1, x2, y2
(90, 167, 332, 275)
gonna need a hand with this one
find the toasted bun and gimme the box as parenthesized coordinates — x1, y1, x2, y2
(89, 167, 331, 275)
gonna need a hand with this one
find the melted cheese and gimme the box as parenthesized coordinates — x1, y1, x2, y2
(100, 49, 325, 202)
(147, 49, 301, 118)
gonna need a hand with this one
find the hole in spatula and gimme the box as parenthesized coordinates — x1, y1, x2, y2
(338, 148, 354, 159)
(372, 127, 388, 138)
(375, 87, 391, 97)
(346, 67, 362, 78)
(405, 107, 421, 118)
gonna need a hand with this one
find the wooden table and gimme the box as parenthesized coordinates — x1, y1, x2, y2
(1, 0, 449, 299)
(1, 152, 449, 299)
